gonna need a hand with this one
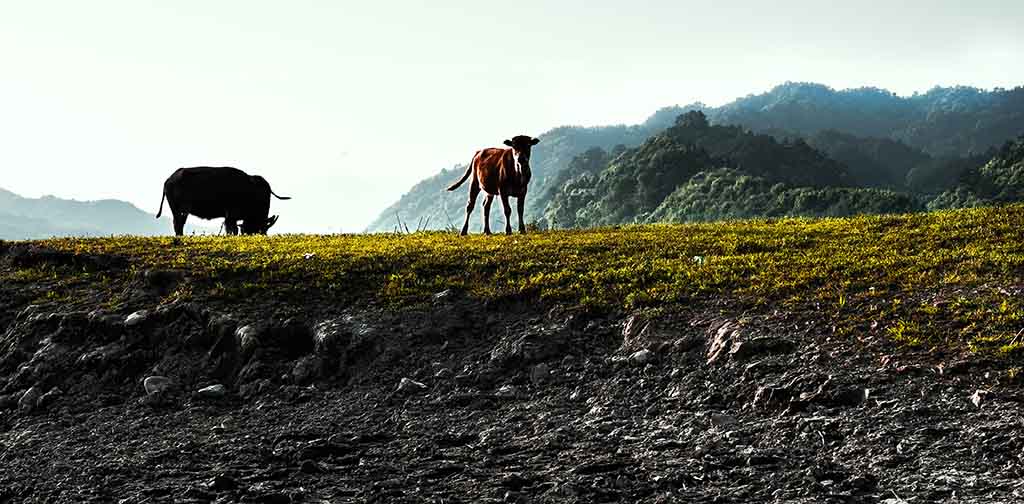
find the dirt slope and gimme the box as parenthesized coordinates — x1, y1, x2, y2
(2, 276, 1022, 503)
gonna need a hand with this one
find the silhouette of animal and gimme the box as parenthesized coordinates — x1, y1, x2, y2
(447, 135, 540, 235)
(156, 166, 291, 236)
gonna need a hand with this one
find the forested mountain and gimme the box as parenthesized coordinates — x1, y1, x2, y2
(0, 188, 184, 239)
(367, 83, 1024, 232)
(540, 110, 1024, 227)
(707, 83, 1024, 157)
(928, 137, 1024, 210)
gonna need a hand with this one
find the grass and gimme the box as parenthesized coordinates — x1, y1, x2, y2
(3, 204, 1024, 355)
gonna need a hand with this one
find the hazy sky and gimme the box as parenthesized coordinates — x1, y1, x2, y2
(2, 1, 1022, 233)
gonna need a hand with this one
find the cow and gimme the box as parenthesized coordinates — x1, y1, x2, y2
(447, 135, 540, 235)
(156, 166, 291, 236)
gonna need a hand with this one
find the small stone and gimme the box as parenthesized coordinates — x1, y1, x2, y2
(197, 384, 227, 399)
(18, 387, 43, 413)
(569, 387, 584, 401)
(396, 377, 427, 395)
(496, 385, 519, 398)
(37, 387, 62, 409)
(143, 376, 173, 395)
(291, 356, 321, 385)
(125, 310, 150, 327)
(434, 367, 453, 379)
(530, 363, 551, 385)
(629, 349, 654, 365)
(970, 389, 988, 408)
(207, 474, 238, 491)
(300, 459, 322, 473)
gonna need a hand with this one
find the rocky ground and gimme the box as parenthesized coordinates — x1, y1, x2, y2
(1, 253, 1023, 502)
(1, 294, 1022, 503)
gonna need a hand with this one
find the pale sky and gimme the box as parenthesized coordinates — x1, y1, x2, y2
(2, 1, 1022, 233)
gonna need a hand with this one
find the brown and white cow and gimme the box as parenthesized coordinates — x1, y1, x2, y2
(447, 135, 540, 235)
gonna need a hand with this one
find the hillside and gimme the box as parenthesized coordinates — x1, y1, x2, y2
(928, 136, 1024, 210)
(367, 83, 1024, 232)
(2, 206, 1023, 501)
(540, 111, 936, 228)
(0, 188, 174, 239)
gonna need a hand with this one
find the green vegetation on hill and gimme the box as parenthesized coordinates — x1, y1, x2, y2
(929, 137, 1024, 210)
(6, 205, 1024, 356)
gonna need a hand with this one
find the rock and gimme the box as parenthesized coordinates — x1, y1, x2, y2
(36, 387, 62, 409)
(125, 310, 150, 327)
(197, 384, 227, 399)
(530, 363, 551, 385)
(396, 377, 427, 395)
(235, 325, 262, 359)
(432, 288, 463, 303)
(207, 474, 238, 491)
(489, 325, 570, 370)
(729, 337, 796, 360)
(496, 385, 519, 398)
(291, 355, 322, 385)
(707, 321, 741, 364)
(751, 385, 792, 409)
(970, 389, 988, 408)
(629, 349, 654, 365)
(18, 387, 43, 413)
(434, 367, 453, 379)
(143, 376, 173, 395)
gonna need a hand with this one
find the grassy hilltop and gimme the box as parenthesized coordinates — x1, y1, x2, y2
(4, 204, 1024, 356)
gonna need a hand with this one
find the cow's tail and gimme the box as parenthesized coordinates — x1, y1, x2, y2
(156, 191, 166, 218)
(270, 189, 292, 200)
(446, 155, 476, 191)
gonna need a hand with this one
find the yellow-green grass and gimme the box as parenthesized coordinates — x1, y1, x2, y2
(4, 205, 1024, 355)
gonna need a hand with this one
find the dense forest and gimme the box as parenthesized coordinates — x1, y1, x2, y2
(367, 83, 1024, 232)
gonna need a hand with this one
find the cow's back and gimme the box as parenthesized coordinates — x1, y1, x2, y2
(474, 148, 513, 195)
(165, 167, 254, 219)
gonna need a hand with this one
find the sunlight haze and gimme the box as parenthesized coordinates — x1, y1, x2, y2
(2, 0, 1022, 232)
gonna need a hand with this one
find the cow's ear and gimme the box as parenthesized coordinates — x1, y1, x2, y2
(503, 139, 513, 147)
(530, 138, 540, 145)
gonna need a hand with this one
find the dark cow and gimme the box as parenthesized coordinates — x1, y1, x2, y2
(156, 166, 291, 236)
(447, 135, 540, 235)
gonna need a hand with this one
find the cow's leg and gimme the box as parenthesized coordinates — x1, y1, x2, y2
(517, 195, 527, 234)
(500, 194, 513, 235)
(482, 194, 494, 235)
(173, 213, 187, 236)
(460, 184, 480, 236)
(224, 219, 239, 236)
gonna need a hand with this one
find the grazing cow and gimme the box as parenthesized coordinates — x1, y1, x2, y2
(156, 166, 291, 236)
(447, 135, 540, 235)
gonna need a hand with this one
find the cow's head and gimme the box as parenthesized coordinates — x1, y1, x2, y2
(503, 135, 540, 175)
(241, 215, 279, 235)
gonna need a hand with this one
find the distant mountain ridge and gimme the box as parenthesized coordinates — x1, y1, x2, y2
(367, 82, 1024, 232)
(0, 188, 174, 239)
